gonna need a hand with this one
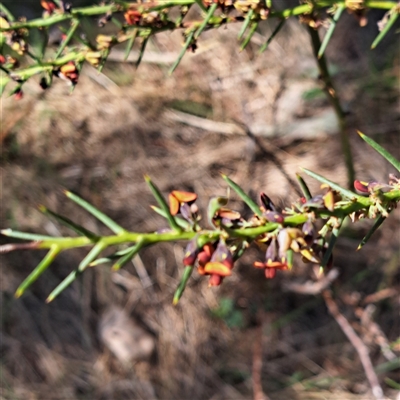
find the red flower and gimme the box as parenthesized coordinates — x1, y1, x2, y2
(58, 62, 79, 85)
(124, 9, 142, 25)
(253, 238, 288, 279)
(41, 0, 57, 14)
(199, 240, 234, 286)
(183, 238, 199, 266)
(14, 89, 23, 100)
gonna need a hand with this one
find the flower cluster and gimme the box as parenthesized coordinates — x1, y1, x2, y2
(169, 186, 339, 285)
(160, 160, 399, 290)
(184, 239, 235, 286)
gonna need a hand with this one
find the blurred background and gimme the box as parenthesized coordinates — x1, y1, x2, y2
(1, 1, 399, 399)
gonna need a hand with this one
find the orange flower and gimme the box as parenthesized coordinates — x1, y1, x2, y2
(197, 243, 214, 271)
(58, 62, 79, 85)
(124, 9, 142, 25)
(169, 191, 197, 216)
(201, 239, 234, 286)
(41, 0, 57, 14)
(253, 238, 288, 279)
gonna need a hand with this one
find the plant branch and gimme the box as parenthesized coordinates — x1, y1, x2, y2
(1, 135, 398, 301)
(253, 312, 269, 400)
(308, 27, 355, 189)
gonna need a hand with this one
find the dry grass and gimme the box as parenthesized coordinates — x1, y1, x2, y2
(1, 14, 399, 400)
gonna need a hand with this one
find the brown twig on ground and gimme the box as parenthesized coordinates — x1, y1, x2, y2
(283, 268, 339, 295)
(356, 304, 397, 361)
(363, 288, 397, 305)
(252, 313, 269, 400)
(322, 290, 384, 400)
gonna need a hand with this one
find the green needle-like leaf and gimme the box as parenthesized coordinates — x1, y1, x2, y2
(169, 30, 195, 75)
(136, 36, 149, 68)
(318, 4, 345, 58)
(296, 174, 312, 200)
(64, 191, 126, 234)
(0, 3, 15, 21)
(173, 265, 194, 305)
(357, 214, 386, 251)
(124, 29, 138, 61)
(207, 196, 228, 227)
(301, 168, 362, 201)
(98, 48, 110, 73)
(194, 0, 207, 12)
(221, 174, 263, 217)
(39, 205, 99, 241)
(90, 244, 144, 266)
(371, 8, 399, 49)
(111, 17, 123, 29)
(15, 245, 60, 298)
(259, 18, 285, 53)
(357, 131, 400, 172)
(8, 84, 23, 97)
(195, 3, 218, 39)
(384, 377, 400, 390)
(144, 175, 181, 231)
(55, 19, 79, 59)
(28, 28, 49, 60)
(1, 229, 55, 241)
(240, 21, 258, 51)
(150, 206, 191, 230)
(0, 76, 10, 97)
(286, 249, 294, 269)
(320, 221, 342, 269)
(46, 269, 80, 303)
(238, 9, 254, 40)
(78, 241, 107, 272)
(112, 238, 146, 271)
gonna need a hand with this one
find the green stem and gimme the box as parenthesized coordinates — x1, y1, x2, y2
(55, 19, 80, 59)
(318, 4, 345, 58)
(308, 27, 355, 189)
(3, 189, 399, 252)
(320, 219, 343, 269)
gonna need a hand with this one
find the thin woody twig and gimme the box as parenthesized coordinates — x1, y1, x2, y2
(363, 288, 397, 304)
(322, 290, 384, 400)
(357, 304, 397, 361)
(308, 27, 355, 188)
(283, 268, 339, 295)
(252, 313, 269, 400)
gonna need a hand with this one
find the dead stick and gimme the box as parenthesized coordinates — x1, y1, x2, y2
(322, 290, 384, 400)
(252, 314, 269, 400)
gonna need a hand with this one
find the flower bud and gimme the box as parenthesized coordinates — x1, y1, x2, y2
(260, 192, 276, 211)
(183, 238, 199, 266)
(14, 89, 23, 100)
(210, 239, 233, 269)
(264, 211, 284, 224)
(41, 0, 57, 14)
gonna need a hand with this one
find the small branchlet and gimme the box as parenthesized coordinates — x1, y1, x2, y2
(1, 133, 399, 304)
(0, 1, 398, 96)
